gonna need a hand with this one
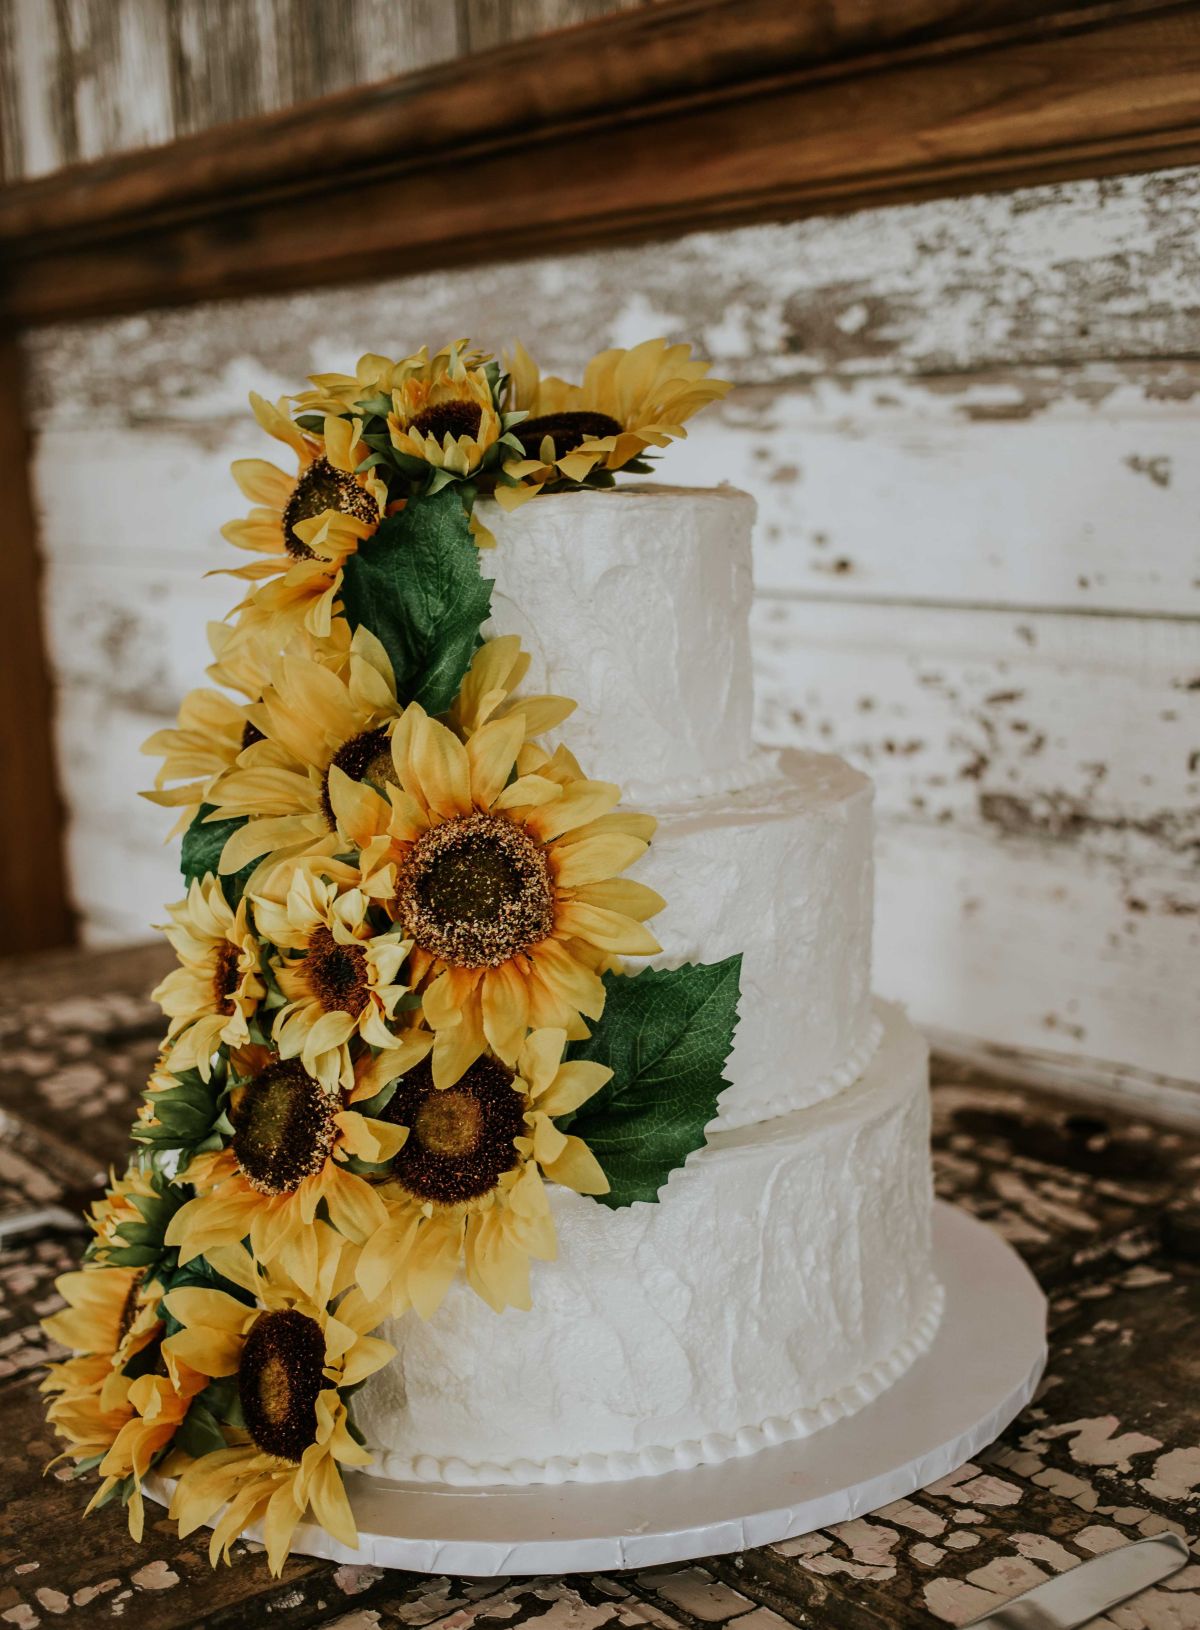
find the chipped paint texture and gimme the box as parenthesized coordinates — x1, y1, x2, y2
(20, 164, 1200, 1093)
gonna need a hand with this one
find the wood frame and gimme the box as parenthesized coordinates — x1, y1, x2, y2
(1, 0, 1199, 952)
(3, 0, 1200, 323)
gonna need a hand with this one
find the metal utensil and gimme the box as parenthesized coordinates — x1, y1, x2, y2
(967, 1532, 1190, 1629)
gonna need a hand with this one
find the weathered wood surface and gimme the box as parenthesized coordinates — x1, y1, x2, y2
(0, 0, 663, 186)
(11, 1, 1200, 326)
(1, 943, 1198, 1628)
(0, 0, 464, 183)
(18, 163, 1200, 1094)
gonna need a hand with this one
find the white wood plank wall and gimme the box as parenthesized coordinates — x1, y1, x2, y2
(20, 167, 1200, 1105)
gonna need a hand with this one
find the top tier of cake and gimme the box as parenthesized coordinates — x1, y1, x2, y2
(481, 486, 759, 803)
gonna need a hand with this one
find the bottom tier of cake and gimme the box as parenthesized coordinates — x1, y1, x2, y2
(355, 1001, 940, 1487)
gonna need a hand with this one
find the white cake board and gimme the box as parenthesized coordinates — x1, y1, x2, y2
(146, 1202, 1046, 1576)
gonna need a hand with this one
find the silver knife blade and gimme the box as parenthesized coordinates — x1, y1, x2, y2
(967, 1533, 1189, 1629)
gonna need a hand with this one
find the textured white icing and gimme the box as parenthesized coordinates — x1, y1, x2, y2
(480, 486, 758, 798)
(633, 749, 876, 1123)
(356, 1004, 938, 1487)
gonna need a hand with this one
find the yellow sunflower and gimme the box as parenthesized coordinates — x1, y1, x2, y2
(83, 1163, 160, 1262)
(41, 1353, 133, 1471)
(253, 868, 414, 1095)
(443, 633, 576, 743)
(87, 1357, 208, 1541)
(164, 1227, 392, 1574)
(498, 337, 731, 508)
(152, 875, 265, 1079)
(387, 343, 502, 480)
(205, 624, 402, 878)
(141, 621, 348, 835)
(359, 1026, 610, 1315)
(291, 344, 490, 417)
(140, 686, 253, 836)
(42, 1264, 164, 1423)
(329, 702, 663, 1088)
(292, 351, 410, 415)
(164, 1045, 424, 1286)
(221, 396, 388, 641)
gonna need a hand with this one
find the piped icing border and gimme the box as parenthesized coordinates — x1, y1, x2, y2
(709, 1011, 885, 1132)
(364, 1273, 945, 1488)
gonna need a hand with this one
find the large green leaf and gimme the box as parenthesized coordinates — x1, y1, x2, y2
(340, 487, 493, 715)
(566, 957, 742, 1209)
(180, 805, 256, 903)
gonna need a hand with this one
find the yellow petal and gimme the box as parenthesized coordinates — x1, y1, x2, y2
(541, 1133, 610, 1195)
(411, 715, 472, 818)
(552, 833, 647, 887)
(465, 715, 525, 810)
(535, 1059, 612, 1117)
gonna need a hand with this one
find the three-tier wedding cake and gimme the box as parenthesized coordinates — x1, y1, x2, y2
(42, 338, 941, 1572)
(355, 486, 941, 1486)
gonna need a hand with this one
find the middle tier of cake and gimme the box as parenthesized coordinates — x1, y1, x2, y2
(631, 748, 876, 1128)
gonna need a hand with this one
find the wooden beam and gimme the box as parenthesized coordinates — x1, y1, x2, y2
(0, 327, 74, 952)
(2, 0, 1200, 323)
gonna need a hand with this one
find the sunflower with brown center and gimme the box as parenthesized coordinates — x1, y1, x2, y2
(497, 337, 732, 510)
(85, 1353, 209, 1542)
(386, 342, 503, 483)
(41, 1261, 167, 1494)
(151, 875, 265, 1079)
(329, 699, 664, 1089)
(164, 1225, 392, 1575)
(141, 620, 347, 834)
(253, 867, 415, 1095)
(358, 1026, 611, 1315)
(164, 1046, 425, 1290)
(221, 395, 388, 644)
(205, 623, 403, 880)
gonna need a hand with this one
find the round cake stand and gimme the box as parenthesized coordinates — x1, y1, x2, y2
(146, 1202, 1046, 1576)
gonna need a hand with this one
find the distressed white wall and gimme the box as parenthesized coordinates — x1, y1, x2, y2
(21, 167, 1200, 1098)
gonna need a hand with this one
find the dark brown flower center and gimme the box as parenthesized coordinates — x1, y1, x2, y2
(304, 926, 369, 1018)
(211, 941, 242, 1016)
(116, 1270, 145, 1347)
(231, 1061, 338, 1196)
(241, 719, 265, 750)
(238, 1309, 326, 1462)
(281, 456, 377, 559)
(410, 400, 483, 444)
(514, 411, 622, 461)
(383, 1055, 526, 1204)
(394, 812, 554, 968)
(320, 725, 395, 830)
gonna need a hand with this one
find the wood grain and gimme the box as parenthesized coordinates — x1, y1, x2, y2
(0, 328, 73, 953)
(0, 0, 461, 182)
(4, 1, 1200, 323)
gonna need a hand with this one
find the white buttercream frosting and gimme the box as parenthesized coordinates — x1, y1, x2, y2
(480, 486, 758, 799)
(356, 1004, 938, 1487)
(633, 748, 876, 1124)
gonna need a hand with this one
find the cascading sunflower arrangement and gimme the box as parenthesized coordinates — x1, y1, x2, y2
(41, 337, 744, 1574)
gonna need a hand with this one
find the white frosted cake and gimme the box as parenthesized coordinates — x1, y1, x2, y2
(355, 485, 940, 1485)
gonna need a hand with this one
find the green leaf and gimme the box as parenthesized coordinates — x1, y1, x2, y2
(175, 1399, 228, 1460)
(566, 957, 743, 1209)
(340, 487, 493, 715)
(180, 805, 257, 904)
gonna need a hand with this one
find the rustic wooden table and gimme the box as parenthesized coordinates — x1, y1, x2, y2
(1, 943, 1198, 1630)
